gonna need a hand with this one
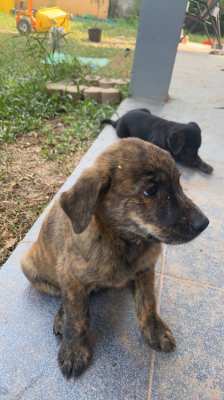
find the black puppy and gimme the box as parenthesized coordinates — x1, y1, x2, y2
(102, 108, 213, 174)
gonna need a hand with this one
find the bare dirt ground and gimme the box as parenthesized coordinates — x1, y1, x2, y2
(0, 129, 90, 265)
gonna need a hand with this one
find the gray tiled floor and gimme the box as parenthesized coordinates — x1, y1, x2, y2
(1, 50, 224, 399)
(164, 185, 224, 289)
(1, 238, 162, 400)
(152, 278, 224, 400)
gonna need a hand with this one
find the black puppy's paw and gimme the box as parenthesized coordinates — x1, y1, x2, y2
(198, 160, 213, 175)
(203, 164, 213, 175)
(58, 340, 92, 379)
(143, 314, 176, 353)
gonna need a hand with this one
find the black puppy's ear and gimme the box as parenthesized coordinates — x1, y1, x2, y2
(167, 129, 185, 155)
(60, 166, 110, 234)
(139, 108, 151, 114)
(188, 122, 201, 132)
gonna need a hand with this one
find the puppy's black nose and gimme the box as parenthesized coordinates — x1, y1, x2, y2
(191, 215, 209, 234)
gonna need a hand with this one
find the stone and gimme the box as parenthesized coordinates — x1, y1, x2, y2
(112, 78, 129, 86)
(83, 87, 102, 103)
(99, 78, 128, 88)
(99, 78, 116, 88)
(101, 88, 121, 104)
(85, 75, 101, 86)
(46, 82, 70, 93)
(46, 82, 87, 98)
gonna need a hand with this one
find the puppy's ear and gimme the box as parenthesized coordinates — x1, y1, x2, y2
(167, 129, 185, 155)
(139, 108, 151, 114)
(188, 122, 201, 132)
(60, 166, 110, 234)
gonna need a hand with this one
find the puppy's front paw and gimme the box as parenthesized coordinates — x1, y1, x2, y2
(53, 309, 64, 337)
(143, 314, 176, 353)
(58, 340, 92, 379)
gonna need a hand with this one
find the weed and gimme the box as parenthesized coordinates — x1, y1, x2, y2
(41, 99, 114, 160)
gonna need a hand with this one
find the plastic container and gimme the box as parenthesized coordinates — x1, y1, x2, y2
(88, 28, 102, 43)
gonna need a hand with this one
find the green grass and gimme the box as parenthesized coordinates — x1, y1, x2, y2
(188, 33, 208, 43)
(0, 12, 16, 31)
(71, 16, 138, 38)
(40, 99, 114, 160)
(0, 13, 136, 151)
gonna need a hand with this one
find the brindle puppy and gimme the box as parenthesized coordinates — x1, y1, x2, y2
(21, 138, 209, 379)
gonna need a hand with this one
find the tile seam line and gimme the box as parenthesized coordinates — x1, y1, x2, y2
(147, 245, 167, 400)
(162, 271, 224, 292)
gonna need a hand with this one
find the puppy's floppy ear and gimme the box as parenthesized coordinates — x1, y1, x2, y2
(139, 108, 151, 114)
(60, 166, 110, 234)
(167, 129, 185, 155)
(188, 122, 201, 132)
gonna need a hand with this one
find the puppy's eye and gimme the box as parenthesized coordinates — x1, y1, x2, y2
(144, 184, 158, 197)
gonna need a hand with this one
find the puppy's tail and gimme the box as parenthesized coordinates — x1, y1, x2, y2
(101, 118, 117, 129)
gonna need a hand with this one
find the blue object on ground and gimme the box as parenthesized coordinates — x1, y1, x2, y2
(44, 52, 73, 65)
(43, 53, 109, 69)
(77, 57, 109, 69)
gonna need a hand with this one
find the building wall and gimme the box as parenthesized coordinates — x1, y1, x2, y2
(32, 0, 109, 19)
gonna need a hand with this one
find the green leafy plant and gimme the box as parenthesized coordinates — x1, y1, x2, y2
(41, 99, 114, 160)
(0, 15, 132, 147)
(0, 34, 92, 142)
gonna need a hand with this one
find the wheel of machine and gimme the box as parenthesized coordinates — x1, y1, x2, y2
(17, 18, 32, 34)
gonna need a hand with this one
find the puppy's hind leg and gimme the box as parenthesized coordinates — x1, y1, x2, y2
(21, 243, 61, 297)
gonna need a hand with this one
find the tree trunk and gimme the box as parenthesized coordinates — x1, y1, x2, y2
(109, 0, 140, 18)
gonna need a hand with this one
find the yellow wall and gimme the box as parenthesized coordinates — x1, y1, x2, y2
(0, 0, 109, 18)
(33, 0, 56, 7)
(0, 0, 15, 13)
(32, 0, 109, 19)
